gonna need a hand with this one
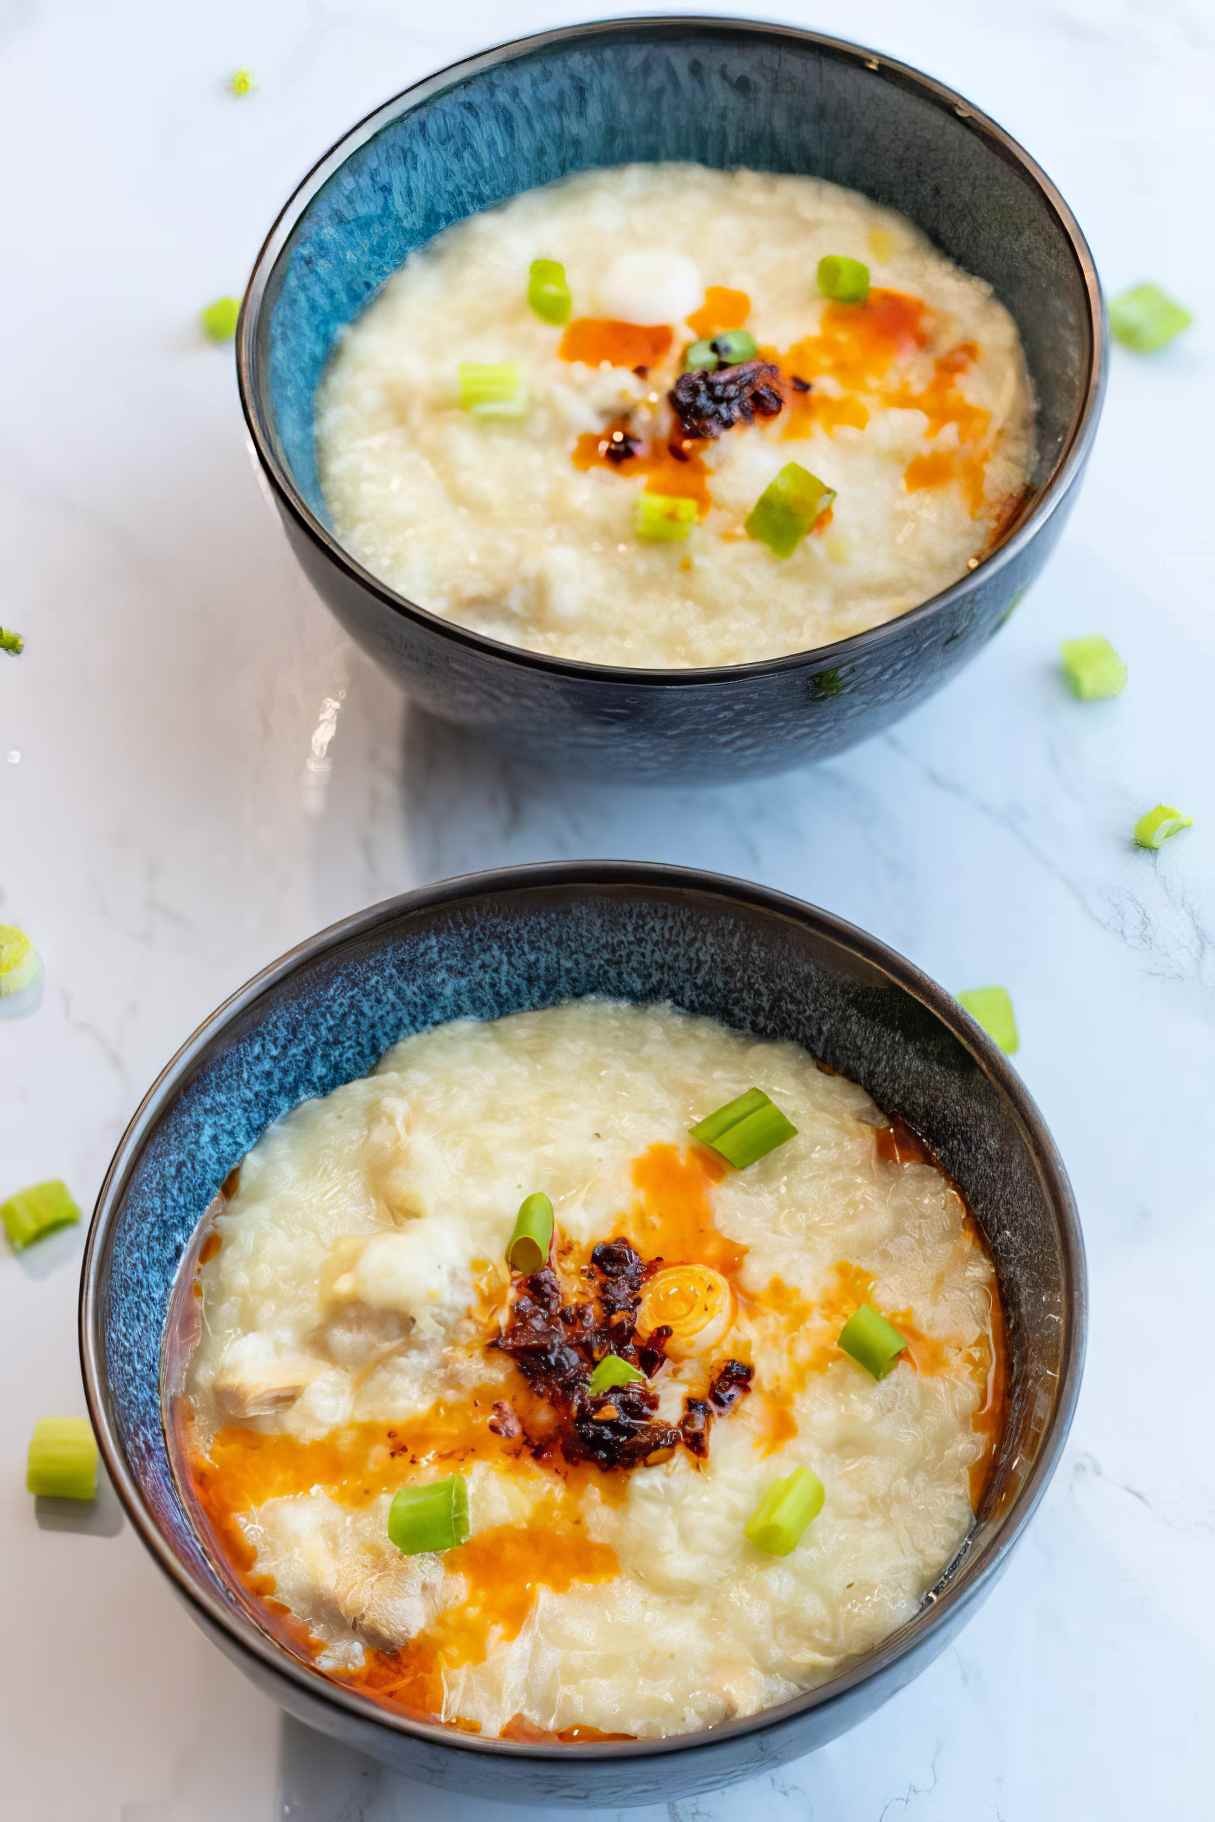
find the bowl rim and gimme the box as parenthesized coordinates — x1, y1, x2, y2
(236, 12, 1106, 689)
(80, 859, 1087, 1763)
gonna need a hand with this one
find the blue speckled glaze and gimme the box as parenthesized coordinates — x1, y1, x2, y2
(240, 20, 1104, 781)
(85, 867, 1085, 1805)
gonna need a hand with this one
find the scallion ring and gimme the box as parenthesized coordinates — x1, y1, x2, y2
(387, 1476, 470, 1556)
(745, 1466, 825, 1555)
(837, 1303, 909, 1380)
(506, 1191, 554, 1273)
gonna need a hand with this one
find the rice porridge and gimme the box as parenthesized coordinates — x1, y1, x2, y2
(171, 1000, 1006, 1742)
(316, 164, 1035, 667)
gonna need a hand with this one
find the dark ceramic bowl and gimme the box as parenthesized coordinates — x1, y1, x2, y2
(81, 864, 1084, 1805)
(238, 16, 1104, 783)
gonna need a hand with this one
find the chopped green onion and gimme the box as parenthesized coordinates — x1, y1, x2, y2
(745, 1466, 825, 1555)
(1133, 804, 1193, 850)
(957, 986, 1020, 1055)
(817, 255, 870, 304)
(838, 1303, 909, 1380)
(634, 492, 698, 543)
(691, 1087, 769, 1146)
(228, 68, 255, 97)
(745, 462, 835, 559)
(685, 329, 760, 370)
(684, 337, 720, 372)
(1109, 283, 1192, 354)
(387, 1475, 470, 1555)
(1059, 635, 1127, 701)
(506, 1191, 554, 1273)
(2, 1179, 80, 1252)
(0, 925, 41, 997)
(527, 258, 572, 326)
(711, 329, 758, 364)
(27, 1417, 97, 1501)
(457, 361, 527, 418)
(691, 1087, 797, 1169)
(587, 1354, 646, 1396)
(201, 296, 240, 343)
(0, 627, 23, 656)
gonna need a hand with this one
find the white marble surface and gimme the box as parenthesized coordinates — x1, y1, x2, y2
(2, 0, 1213, 1816)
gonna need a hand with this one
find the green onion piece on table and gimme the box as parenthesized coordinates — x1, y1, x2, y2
(745, 1466, 825, 1555)
(27, 1417, 98, 1501)
(200, 296, 240, 343)
(1109, 283, 1192, 354)
(387, 1475, 470, 1556)
(0, 925, 41, 997)
(817, 255, 870, 304)
(745, 463, 835, 559)
(1133, 804, 1193, 850)
(2, 1179, 80, 1252)
(1059, 635, 1127, 701)
(957, 987, 1020, 1055)
(684, 337, 720, 372)
(691, 1087, 797, 1169)
(710, 329, 758, 364)
(587, 1354, 646, 1396)
(528, 258, 572, 326)
(506, 1191, 554, 1273)
(228, 68, 255, 97)
(634, 492, 698, 543)
(457, 361, 528, 418)
(0, 627, 23, 656)
(838, 1303, 909, 1380)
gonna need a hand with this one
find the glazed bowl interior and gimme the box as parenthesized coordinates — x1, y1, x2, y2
(248, 15, 1098, 651)
(82, 866, 1084, 1775)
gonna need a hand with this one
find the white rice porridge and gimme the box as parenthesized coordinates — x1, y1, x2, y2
(316, 164, 1035, 667)
(174, 1000, 1005, 1742)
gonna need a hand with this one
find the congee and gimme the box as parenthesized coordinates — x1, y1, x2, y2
(169, 1000, 1006, 1742)
(316, 164, 1035, 666)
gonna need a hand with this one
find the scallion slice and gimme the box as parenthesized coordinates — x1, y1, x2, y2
(685, 337, 719, 372)
(1109, 283, 1192, 354)
(457, 361, 528, 418)
(387, 1475, 470, 1555)
(957, 986, 1020, 1055)
(1133, 804, 1193, 850)
(506, 1191, 554, 1273)
(817, 255, 870, 304)
(0, 925, 41, 997)
(691, 1088, 797, 1169)
(200, 296, 240, 343)
(27, 1417, 98, 1501)
(587, 1354, 646, 1396)
(837, 1303, 909, 1380)
(634, 492, 698, 543)
(745, 1466, 825, 1555)
(0, 627, 23, 656)
(2, 1179, 80, 1252)
(1059, 635, 1127, 701)
(745, 463, 835, 559)
(528, 258, 572, 327)
(712, 329, 758, 364)
(691, 1087, 769, 1146)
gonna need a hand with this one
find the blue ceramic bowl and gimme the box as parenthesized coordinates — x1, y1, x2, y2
(237, 15, 1104, 783)
(81, 865, 1085, 1805)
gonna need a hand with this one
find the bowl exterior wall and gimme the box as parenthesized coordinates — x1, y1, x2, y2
(277, 487, 1077, 781)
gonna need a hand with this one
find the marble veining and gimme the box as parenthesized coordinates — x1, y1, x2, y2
(0, 0, 1211, 1818)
